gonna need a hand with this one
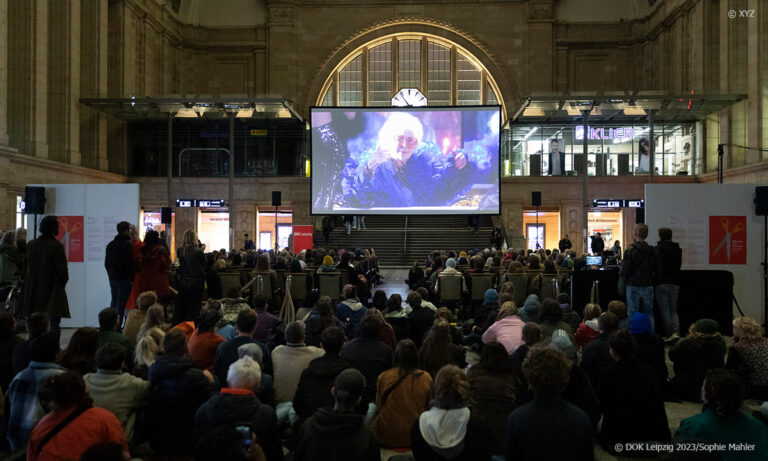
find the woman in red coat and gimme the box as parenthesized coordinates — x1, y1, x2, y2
(124, 225, 145, 312)
(138, 230, 171, 300)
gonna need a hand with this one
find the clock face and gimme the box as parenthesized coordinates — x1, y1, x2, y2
(391, 88, 427, 107)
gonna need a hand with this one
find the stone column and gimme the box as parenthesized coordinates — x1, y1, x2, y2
(746, 0, 762, 164)
(266, 0, 296, 97)
(80, 0, 108, 171)
(0, 0, 9, 147)
(8, 0, 49, 158)
(48, 0, 81, 165)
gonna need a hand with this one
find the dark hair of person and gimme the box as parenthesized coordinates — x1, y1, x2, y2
(98, 307, 118, 331)
(236, 310, 258, 334)
(57, 327, 99, 370)
(385, 294, 403, 313)
(658, 227, 673, 241)
(639, 138, 650, 153)
(419, 322, 453, 376)
(431, 365, 470, 410)
(252, 293, 268, 310)
(340, 252, 352, 267)
(163, 328, 188, 357)
(543, 260, 556, 274)
(27, 312, 50, 339)
(406, 291, 422, 310)
(498, 292, 514, 307)
(194, 426, 250, 461)
(415, 287, 430, 302)
(0, 312, 16, 339)
(116, 221, 130, 234)
(95, 343, 127, 371)
(320, 326, 346, 355)
(358, 315, 381, 339)
(394, 339, 421, 377)
(609, 329, 636, 359)
(342, 284, 357, 301)
(598, 312, 620, 333)
(475, 341, 513, 374)
(521, 322, 542, 346)
(316, 296, 334, 317)
(30, 332, 60, 363)
(434, 307, 452, 323)
(539, 299, 563, 323)
(703, 368, 745, 416)
(197, 309, 222, 333)
(412, 261, 421, 271)
(39, 215, 59, 237)
(522, 346, 571, 394)
(284, 321, 305, 344)
(255, 253, 270, 272)
(39, 371, 93, 410)
(371, 290, 387, 309)
(141, 229, 161, 255)
(81, 442, 125, 461)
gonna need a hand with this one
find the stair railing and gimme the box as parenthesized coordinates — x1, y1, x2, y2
(403, 216, 408, 255)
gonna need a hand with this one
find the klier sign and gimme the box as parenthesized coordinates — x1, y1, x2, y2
(575, 126, 636, 141)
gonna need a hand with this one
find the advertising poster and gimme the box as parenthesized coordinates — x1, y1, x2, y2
(709, 216, 746, 265)
(56, 216, 84, 262)
(292, 225, 314, 253)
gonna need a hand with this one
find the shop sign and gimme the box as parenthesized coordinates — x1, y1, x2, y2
(575, 126, 635, 141)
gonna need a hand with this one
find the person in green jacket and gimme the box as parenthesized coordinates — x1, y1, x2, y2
(675, 368, 768, 461)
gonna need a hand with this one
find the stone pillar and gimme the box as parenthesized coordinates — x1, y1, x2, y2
(8, 0, 49, 158)
(48, 0, 81, 165)
(0, 0, 9, 147)
(746, 0, 762, 164)
(526, 1, 554, 93)
(80, 0, 108, 171)
(266, 0, 296, 97)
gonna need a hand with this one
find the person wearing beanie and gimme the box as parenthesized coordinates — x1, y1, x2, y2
(292, 369, 379, 461)
(629, 313, 667, 389)
(669, 319, 726, 401)
(434, 258, 466, 295)
(598, 330, 670, 455)
(549, 330, 601, 429)
(520, 294, 540, 323)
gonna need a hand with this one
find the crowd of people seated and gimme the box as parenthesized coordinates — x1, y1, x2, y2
(2, 222, 768, 461)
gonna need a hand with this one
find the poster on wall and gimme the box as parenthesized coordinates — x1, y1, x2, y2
(56, 216, 84, 262)
(709, 216, 746, 265)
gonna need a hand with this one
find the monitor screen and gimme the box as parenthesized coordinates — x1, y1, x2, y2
(586, 255, 603, 266)
(310, 106, 501, 215)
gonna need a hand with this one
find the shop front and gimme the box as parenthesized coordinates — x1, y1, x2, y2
(198, 207, 230, 252)
(587, 209, 623, 255)
(256, 208, 293, 251)
(522, 209, 560, 251)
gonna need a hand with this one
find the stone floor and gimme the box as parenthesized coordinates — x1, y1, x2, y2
(54, 269, 762, 461)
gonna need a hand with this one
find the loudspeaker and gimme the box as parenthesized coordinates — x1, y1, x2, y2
(24, 186, 46, 214)
(532, 191, 541, 207)
(756, 186, 768, 216)
(161, 207, 172, 224)
(635, 207, 645, 224)
(529, 154, 541, 176)
(272, 191, 282, 207)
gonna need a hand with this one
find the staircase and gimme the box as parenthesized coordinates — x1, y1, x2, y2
(313, 215, 494, 266)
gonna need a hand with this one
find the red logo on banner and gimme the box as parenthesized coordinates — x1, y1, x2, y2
(709, 216, 746, 265)
(292, 225, 314, 254)
(56, 216, 84, 263)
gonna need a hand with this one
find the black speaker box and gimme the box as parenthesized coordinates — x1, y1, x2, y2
(161, 207, 172, 224)
(272, 191, 282, 207)
(635, 208, 645, 224)
(756, 186, 768, 216)
(532, 191, 541, 207)
(24, 186, 46, 214)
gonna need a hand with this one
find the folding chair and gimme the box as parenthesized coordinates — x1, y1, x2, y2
(318, 272, 343, 303)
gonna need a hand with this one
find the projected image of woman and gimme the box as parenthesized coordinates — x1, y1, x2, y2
(343, 113, 455, 208)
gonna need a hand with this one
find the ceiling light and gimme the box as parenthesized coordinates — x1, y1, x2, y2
(236, 108, 254, 118)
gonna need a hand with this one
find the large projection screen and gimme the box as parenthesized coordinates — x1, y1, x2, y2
(311, 106, 501, 215)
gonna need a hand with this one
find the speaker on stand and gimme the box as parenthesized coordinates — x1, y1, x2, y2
(24, 186, 46, 238)
(272, 191, 281, 251)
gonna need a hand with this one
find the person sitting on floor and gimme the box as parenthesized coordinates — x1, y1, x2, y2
(574, 303, 601, 350)
(411, 365, 492, 461)
(727, 316, 768, 400)
(292, 368, 380, 461)
(669, 319, 726, 402)
(675, 368, 768, 461)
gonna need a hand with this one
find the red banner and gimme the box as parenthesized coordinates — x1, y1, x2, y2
(709, 216, 746, 265)
(292, 225, 314, 253)
(56, 216, 84, 262)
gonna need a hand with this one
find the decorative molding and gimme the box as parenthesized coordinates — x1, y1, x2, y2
(0, 149, 127, 183)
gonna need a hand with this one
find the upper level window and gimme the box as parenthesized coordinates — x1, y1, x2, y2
(319, 35, 501, 108)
